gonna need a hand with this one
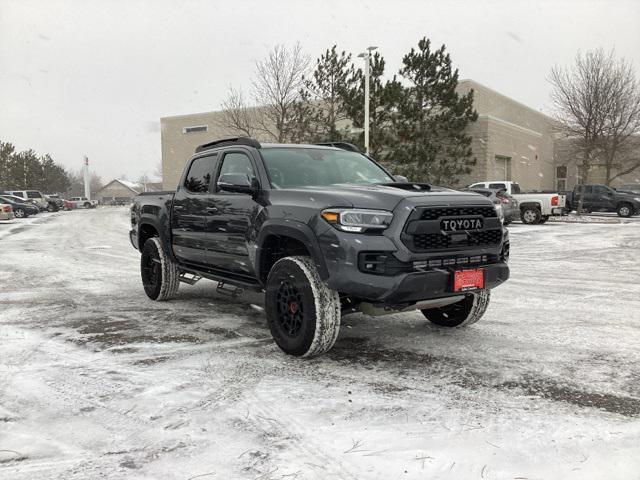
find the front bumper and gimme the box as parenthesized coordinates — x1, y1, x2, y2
(318, 227, 509, 304)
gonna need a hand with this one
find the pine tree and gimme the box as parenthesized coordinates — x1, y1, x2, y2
(390, 38, 477, 186)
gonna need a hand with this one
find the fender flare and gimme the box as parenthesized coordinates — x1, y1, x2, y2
(255, 221, 329, 283)
(137, 215, 175, 261)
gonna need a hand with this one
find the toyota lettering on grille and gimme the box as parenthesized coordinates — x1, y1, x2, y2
(440, 218, 483, 232)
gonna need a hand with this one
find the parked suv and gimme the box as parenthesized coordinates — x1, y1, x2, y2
(5, 190, 48, 210)
(130, 138, 510, 357)
(565, 184, 640, 217)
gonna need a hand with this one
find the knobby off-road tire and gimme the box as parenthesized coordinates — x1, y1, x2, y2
(140, 237, 180, 301)
(265, 256, 341, 357)
(520, 207, 541, 225)
(421, 290, 491, 328)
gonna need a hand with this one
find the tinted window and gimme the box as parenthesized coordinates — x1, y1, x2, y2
(594, 186, 612, 196)
(27, 191, 42, 198)
(261, 148, 393, 188)
(511, 183, 522, 194)
(489, 183, 506, 190)
(184, 156, 216, 193)
(219, 152, 255, 181)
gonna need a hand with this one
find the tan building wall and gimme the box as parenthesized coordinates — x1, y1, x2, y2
(456, 80, 556, 191)
(554, 136, 640, 191)
(161, 111, 231, 189)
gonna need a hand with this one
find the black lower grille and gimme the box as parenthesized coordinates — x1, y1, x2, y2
(411, 229, 502, 251)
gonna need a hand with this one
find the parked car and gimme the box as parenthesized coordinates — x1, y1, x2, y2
(565, 184, 640, 217)
(469, 181, 566, 224)
(45, 194, 64, 212)
(130, 138, 510, 358)
(0, 195, 40, 218)
(4, 190, 49, 210)
(617, 184, 640, 194)
(68, 197, 98, 209)
(0, 203, 14, 221)
(465, 187, 519, 225)
(62, 199, 74, 210)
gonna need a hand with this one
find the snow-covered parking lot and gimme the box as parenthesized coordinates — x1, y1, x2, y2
(1, 208, 639, 479)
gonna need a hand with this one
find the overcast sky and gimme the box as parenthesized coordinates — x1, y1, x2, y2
(1, 0, 639, 182)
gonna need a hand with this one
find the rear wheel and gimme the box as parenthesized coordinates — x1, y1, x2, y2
(14, 208, 26, 218)
(83, 202, 91, 209)
(140, 237, 180, 301)
(521, 207, 541, 225)
(265, 256, 340, 357)
(617, 203, 633, 218)
(421, 290, 490, 327)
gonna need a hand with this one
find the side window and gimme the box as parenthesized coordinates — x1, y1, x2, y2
(594, 186, 612, 196)
(488, 183, 506, 190)
(218, 152, 256, 186)
(184, 156, 216, 193)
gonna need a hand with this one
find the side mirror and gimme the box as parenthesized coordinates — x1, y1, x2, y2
(394, 175, 409, 183)
(217, 173, 255, 194)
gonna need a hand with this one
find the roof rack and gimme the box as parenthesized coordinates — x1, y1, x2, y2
(195, 137, 262, 153)
(315, 142, 361, 153)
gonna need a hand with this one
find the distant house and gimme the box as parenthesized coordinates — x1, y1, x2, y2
(95, 179, 159, 204)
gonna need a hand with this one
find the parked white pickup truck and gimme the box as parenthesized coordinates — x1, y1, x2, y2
(67, 197, 98, 209)
(469, 181, 566, 225)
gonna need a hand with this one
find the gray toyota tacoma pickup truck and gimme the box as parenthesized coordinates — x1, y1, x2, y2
(130, 138, 510, 357)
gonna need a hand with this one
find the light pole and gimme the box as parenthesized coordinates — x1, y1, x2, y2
(357, 46, 377, 154)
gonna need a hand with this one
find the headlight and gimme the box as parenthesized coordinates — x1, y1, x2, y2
(321, 208, 393, 233)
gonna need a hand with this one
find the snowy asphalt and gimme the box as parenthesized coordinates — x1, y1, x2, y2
(1, 208, 639, 479)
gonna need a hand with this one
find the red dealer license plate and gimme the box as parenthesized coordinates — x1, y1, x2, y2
(453, 269, 485, 292)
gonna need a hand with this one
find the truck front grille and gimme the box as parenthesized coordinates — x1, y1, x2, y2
(411, 229, 502, 250)
(402, 204, 503, 253)
(420, 206, 497, 220)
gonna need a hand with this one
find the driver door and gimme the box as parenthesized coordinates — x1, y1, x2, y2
(203, 150, 261, 277)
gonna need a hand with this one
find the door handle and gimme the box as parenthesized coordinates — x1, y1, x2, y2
(206, 207, 218, 214)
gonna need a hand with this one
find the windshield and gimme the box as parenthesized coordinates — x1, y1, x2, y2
(261, 148, 394, 189)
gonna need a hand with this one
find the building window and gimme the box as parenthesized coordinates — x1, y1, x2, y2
(183, 125, 208, 134)
(494, 155, 511, 181)
(556, 165, 567, 192)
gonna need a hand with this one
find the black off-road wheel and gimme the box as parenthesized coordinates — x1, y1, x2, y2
(421, 290, 490, 327)
(520, 207, 541, 225)
(617, 203, 633, 218)
(265, 256, 340, 357)
(140, 237, 180, 301)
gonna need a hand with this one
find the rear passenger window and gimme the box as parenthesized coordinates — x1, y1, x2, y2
(489, 183, 506, 190)
(184, 156, 216, 193)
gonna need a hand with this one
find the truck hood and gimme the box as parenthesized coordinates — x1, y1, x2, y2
(275, 183, 491, 210)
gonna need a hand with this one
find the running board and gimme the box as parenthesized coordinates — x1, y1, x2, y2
(179, 272, 202, 285)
